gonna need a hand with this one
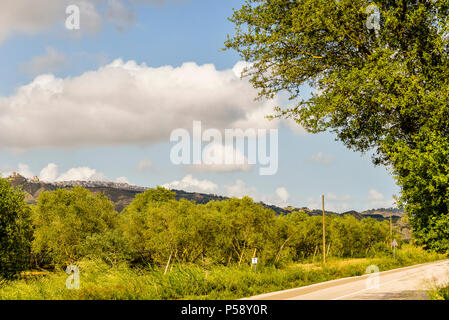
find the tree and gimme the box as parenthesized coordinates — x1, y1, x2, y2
(205, 197, 277, 265)
(120, 193, 278, 267)
(225, 0, 449, 250)
(274, 211, 316, 262)
(31, 186, 119, 266)
(120, 187, 216, 266)
(384, 128, 449, 252)
(121, 186, 176, 214)
(119, 187, 177, 264)
(0, 177, 32, 278)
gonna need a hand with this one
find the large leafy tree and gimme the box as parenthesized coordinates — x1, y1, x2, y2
(0, 177, 32, 278)
(225, 0, 449, 251)
(384, 129, 449, 252)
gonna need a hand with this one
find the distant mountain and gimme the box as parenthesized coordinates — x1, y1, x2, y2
(361, 207, 404, 218)
(7, 173, 404, 221)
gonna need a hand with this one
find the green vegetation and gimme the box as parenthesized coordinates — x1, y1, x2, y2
(385, 129, 449, 253)
(0, 181, 446, 299)
(431, 284, 449, 300)
(0, 245, 443, 300)
(32, 186, 119, 266)
(0, 177, 32, 279)
(29, 186, 403, 269)
(225, 0, 449, 252)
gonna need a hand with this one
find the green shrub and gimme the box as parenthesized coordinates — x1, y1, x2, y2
(31, 186, 119, 266)
(0, 177, 33, 279)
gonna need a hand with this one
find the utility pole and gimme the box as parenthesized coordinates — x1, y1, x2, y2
(390, 213, 393, 249)
(322, 195, 326, 265)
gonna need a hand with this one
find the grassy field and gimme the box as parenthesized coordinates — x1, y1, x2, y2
(0, 245, 445, 300)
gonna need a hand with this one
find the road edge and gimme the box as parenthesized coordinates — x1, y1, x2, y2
(242, 259, 449, 300)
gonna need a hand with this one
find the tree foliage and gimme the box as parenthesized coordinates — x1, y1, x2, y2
(119, 187, 396, 268)
(225, 0, 449, 162)
(0, 177, 32, 278)
(384, 129, 449, 252)
(31, 186, 119, 266)
(15, 186, 401, 270)
(225, 0, 449, 251)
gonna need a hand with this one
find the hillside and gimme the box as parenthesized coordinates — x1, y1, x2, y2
(8, 174, 404, 221)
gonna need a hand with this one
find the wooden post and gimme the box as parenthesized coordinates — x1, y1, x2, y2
(313, 245, 318, 262)
(253, 248, 258, 273)
(322, 195, 326, 265)
(164, 250, 173, 275)
(390, 214, 393, 249)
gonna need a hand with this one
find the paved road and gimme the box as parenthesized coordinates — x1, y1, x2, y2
(245, 260, 449, 300)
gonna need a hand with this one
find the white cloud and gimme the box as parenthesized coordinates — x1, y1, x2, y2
(19, 47, 68, 75)
(306, 197, 321, 210)
(276, 187, 290, 202)
(17, 163, 34, 178)
(307, 193, 353, 212)
(328, 203, 351, 212)
(55, 167, 107, 182)
(326, 192, 338, 201)
(187, 143, 252, 173)
(0, 163, 34, 178)
(115, 176, 130, 184)
(106, 0, 136, 32)
(367, 189, 394, 208)
(232, 61, 254, 79)
(162, 176, 290, 206)
(368, 189, 384, 201)
(0, 60, 278, 149)
(224, 179, 290, 207)
(38, 163, 128, 183)
(0, 0, 193, 44)
(310, 152, 335, 165)
(136, 158, 153, 172)
(284, 118, 308, 136)
(224, 179, 259, 199)
(0, 1, 102, 44)
(306, 190, 395, 212)
(39, 163, 59, 182)
(162, 175, 218, 193)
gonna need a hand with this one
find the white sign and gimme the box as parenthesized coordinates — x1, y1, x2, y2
(252, 257, 258, 264)
(392, 239, 398, 247)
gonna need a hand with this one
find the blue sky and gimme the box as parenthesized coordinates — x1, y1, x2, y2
(0, 0, 399, 212)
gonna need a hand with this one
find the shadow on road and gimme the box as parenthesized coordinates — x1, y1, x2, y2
(352, 290, 429, 300)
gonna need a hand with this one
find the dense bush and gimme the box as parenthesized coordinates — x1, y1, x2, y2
(0, 177, 32, 279)
(26, 186, 402, 270)
(31, 186, 119, 266)
(118, 187, 398, 268)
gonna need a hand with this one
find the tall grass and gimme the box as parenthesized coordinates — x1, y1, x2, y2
(0, 245, 444, 300)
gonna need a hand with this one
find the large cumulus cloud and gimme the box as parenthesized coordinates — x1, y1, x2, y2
(0, 59, 278, 149)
